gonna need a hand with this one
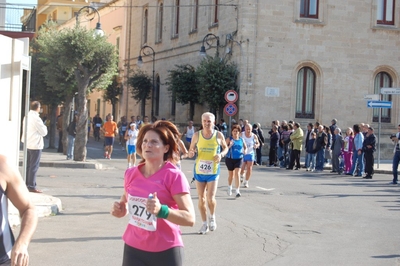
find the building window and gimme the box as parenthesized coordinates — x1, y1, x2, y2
(173, 0, 180, 36)
(154, 76, 160, 116)
(295, 67, 315, 119)
(300, 0, 319, 19)
(377, 0, 395, 25)
(191, 0, 199, 32)
(143, 9, 148, 44)
(213, 0, 219, 24)
(96, 99, 101, 115)
(157, 2, 163, 42)
(373, 72, 392, 123)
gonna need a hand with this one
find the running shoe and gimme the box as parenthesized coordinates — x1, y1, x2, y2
(104, 152, 108, 159)
(198, 224, 209, 235)
(227, 187, 232, 196)
(236, 192, 241, 198)
(243, 181, 249, 188)
(209, 218, 217, 231)
(240, 175, 244, 183)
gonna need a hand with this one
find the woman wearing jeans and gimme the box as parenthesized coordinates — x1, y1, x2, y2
(66, 115, 77, 160)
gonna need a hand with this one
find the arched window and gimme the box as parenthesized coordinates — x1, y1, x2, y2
(373, 72, 392, 122)
(157, 2, 163, 42)
(295, 67, 315, 119)
(154, 76, 160, 116)
(143, 9, 148, 44)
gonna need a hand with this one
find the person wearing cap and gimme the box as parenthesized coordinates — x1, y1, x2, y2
(124, 123, 139, 168)
(362, 127, 376, 179)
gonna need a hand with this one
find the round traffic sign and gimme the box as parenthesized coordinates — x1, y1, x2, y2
(224, 90, 238, 103)
(224, 103, 238, 116)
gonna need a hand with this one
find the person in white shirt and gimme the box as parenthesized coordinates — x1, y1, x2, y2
(21, 101, 48, 193)
(124, 123, 139, 168)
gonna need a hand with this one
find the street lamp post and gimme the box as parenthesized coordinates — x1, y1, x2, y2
(137, 45, 156, 119)
(75, 6, 104, 37)
(199, 33, 220, 57)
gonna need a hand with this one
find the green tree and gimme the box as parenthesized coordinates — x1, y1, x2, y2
(196, 55, 239, 118)
(36, 22, 118, 161)
(30, 23, 74, 151)
(103, 75, 123, 117)
(128, 70, 152, 117)
(166, 64, 201, 121)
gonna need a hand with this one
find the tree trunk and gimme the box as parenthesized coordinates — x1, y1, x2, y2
(62, 96, 73, 155)
(141, 100, 146, 117)
(74, 81, 89, 161)
(47, 104, 58, 149)
(189, 101, 195, 121)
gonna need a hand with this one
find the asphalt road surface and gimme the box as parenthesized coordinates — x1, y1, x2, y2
(17, 143, 400, 266)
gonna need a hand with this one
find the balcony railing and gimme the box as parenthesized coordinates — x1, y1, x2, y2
(0, 3, 36, 32)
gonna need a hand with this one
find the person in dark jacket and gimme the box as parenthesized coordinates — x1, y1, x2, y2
(252, 124, 263, 165)
(314, 125, 327, 172)
(362, 127, 376, 179)
(67, 115, 77, 160)
(306, 132, 317, 171)
(331, 128, 344, 173)
(268, 125, 279, 166)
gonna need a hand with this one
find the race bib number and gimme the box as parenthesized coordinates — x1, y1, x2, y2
(95, 123, 101, 127)
(197, 160, 214, 175)
(127, 195, 157, 231)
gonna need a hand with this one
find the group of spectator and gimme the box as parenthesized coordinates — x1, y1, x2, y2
(262, 119, 377, 179)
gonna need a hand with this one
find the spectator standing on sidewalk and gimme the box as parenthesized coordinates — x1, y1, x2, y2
(56, 112, 63, 153)
(390, 124, 400, 184)
(268, 125, 278, 166)
(101, 115, 118, 160)
(21, 101, 47, 193)
(111, 121, 195, 266)
(92, 114, 103, 141)
(314, 125, 327, 172)
(331, 128, 344, 173)
(362, 127, 376, 179)
(0, 155, 38, 266)
(304, 123, 314, 169)
(66, 114, 77, 160)
(349, 124, 364, 177)
(287, 122, 304, 170)
(343, 128, 354, 175)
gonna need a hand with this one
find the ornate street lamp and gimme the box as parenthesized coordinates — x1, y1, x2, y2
(75, 6, 104, 37)
(137, 45, 156, 118)
(199, 33, 220, 57)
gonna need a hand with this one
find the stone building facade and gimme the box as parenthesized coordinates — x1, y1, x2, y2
(122, 0, 400, 158)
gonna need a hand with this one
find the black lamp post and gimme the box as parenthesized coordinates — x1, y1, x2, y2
(75, 6, 104, 37)
(199, 33, 220, 57)
(137, 45, 156, 119)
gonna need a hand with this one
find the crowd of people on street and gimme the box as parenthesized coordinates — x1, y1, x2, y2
(15, 100, 400, 266)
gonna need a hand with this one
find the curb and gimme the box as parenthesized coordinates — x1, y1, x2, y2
(19, 161, 103, 169)
(8, 193, 63, 228)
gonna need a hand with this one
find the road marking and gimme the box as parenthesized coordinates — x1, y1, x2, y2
(256, 186, 275, 191)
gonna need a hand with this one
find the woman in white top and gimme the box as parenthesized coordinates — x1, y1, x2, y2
(240, 124, 259, 188)
(125, 123, 139, 168)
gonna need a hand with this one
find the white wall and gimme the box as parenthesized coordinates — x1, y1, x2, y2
(0, 34, 26, 167)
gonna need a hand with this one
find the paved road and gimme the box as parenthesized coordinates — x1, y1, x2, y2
(16, 137, 400, 266)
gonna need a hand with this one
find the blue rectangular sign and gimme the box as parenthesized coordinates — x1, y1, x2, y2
(366, 101, 392, 108)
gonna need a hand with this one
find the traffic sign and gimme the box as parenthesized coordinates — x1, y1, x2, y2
(364, 94, 379, 100)
(366, 100, 392, 108)
(224, 90, 238, 103)
(381, 87, 400, 94)
(224, 103, 238, 116)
